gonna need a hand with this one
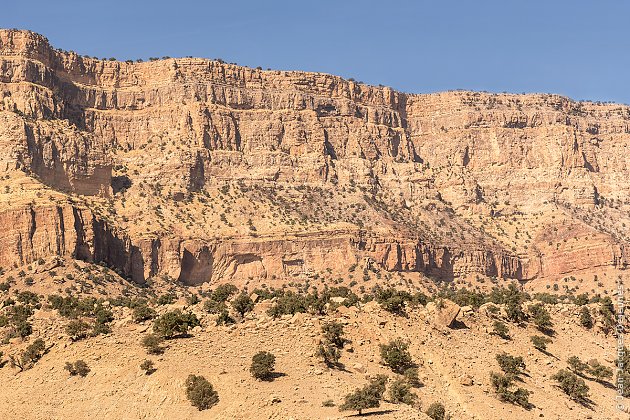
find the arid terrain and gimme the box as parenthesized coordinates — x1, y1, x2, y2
(0, 29, 628, 419)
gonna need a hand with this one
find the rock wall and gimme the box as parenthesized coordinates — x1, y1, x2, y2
(0, 29, 628, 285)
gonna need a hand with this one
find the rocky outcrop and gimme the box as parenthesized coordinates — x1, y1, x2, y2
(0, 29, 628, 285)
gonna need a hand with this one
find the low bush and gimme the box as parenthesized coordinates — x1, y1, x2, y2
(552, 369, 589, 402)
(579, 307, 593, 329)
(185, 374, 219, 410)
(530, 335, 552, 352)
(426, 402, 447, 420)
(153, 310, 199, 338)
(321, 321, 346, 348)
(491, 321, 510, 339)
(389, 378, 417, 405)
(403, 367, 422, 387)
(10, 338, 47, 371)
(66, 320, 91, 341)
(141, 333, 165, 355)
(379, 339, 413, 374)
(140, 359, 156, 375)
(496, 353, 525, 376)
(65, 359, 90, 377)
(316, 341, 341, 367)
(490, 372, 531, 408)
(133, 304, 157, 323)
(231, 293, 254, 317)
(528, 303, 552, 331)
(250, 351, 276, 380)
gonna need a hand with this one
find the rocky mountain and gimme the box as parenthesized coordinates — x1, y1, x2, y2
(0, 29, 628, 290)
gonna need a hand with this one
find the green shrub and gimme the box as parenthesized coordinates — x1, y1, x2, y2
(66, 320, 91, 341)
(490, 372, 531, 408)
(579, 307, 593, 329)
(528, 303, 552, 331)
(185, 374, 219, 410)
(587, 359, 613, 382)
(133, 304, 156, 323)
(375, 288, 412, 315)
(10, 338, 47, 371)
(379, 339, 413, 374)
(339, 375, 387, 415)
(156, 293, 176, 305)
(65, 359, 90, 377)
(203, 299, 227, 314)
(491, 321, 510, 339)
(389, 378, 417, 405)
(551, 369, 589, 402)
(496, 353, 525, 376)
(47, 295, 96, 318)
(140, 359, 156, 375)
(567, 356, 588, 375)
(573, 293, 589, 306)
(231, 293, 254, 317)
(267, 291, 308, 318)
(250, 351, 276, 380)
(16, 291, 39, 305)
(141, 333, 165, 355)
(599, 297, 615, 334)
(403, 367, 422, 387)
(211, 284, 238, 303)
(316, 341, 341, 367)
(215, 309, 235, 326)
(425, 402, 447, 420)
(321, 321, 345, 348)
(153, 310, 199, 338)
(13, 320, 32, 338)
(530, 335, 552, 352)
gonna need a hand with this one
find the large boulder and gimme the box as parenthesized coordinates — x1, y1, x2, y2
(426, 299, 461, 329)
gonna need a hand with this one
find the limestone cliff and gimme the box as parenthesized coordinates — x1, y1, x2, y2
(0, 29, 628, 286)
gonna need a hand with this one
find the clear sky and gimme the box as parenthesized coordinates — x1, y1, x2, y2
(3, 0, 628, 103)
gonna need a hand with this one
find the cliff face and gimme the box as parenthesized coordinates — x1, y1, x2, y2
(0, 29, 628, 286)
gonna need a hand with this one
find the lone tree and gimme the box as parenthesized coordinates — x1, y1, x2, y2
(339, 375, 387, 415)
(153, 310, 199, 339)
(185, 374, 219, 410)
(379, 339, 414, 373)
(250, 351, 276, 380)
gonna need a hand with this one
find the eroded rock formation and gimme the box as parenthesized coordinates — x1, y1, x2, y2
(0, 29, 628, 286)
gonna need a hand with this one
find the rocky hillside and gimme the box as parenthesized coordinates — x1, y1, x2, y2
(0, 258, 625, 419)
(0, 28, 628, 290)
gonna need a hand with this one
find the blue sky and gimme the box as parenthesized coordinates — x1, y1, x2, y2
(3, 1, 628, 103)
